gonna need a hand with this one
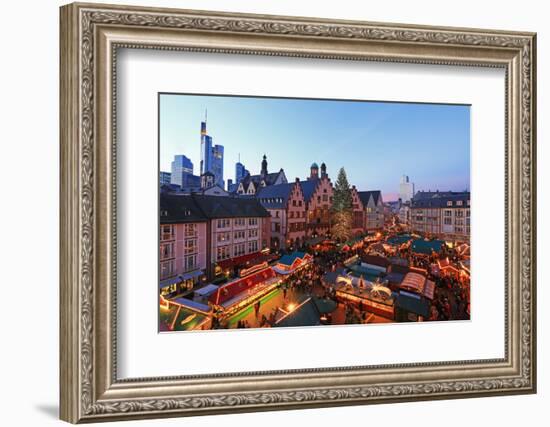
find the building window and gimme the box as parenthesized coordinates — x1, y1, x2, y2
(447, 201, 453, 207)
(234, 230, 245, 240)
(234, 243, 246, 257)
(160, 242, 174, 260)
(248, 218, 258, 226)
(161, 225, 174, 241)
(292, 200, 297, 207)
(216, 246, 231, 260)
(248, 229, 258, 238)
(184, 223, 197, 237)
(160, 260, 175, 280)
(456, 200, 463, 206)
(444, 217, 452, 225)
(217, 219, 230, 229)
(234, 218, 245, 227)
(444, 210, 452, 217)
(248, 240, 258, 253)
(322, 194, 328, 202)
(184, 254, 197, 272)
(217, 232, 231, 243)
(185, 238, 197, 254)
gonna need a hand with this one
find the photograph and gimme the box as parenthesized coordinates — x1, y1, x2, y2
(158, 94, 472, 332)
(55, 2, 536, 422)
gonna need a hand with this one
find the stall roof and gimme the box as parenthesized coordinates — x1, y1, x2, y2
(411, 239, 444, 255)
(386, 272, 406, 285)
(387, 235, 414, 245)
(396, 291, 430, 317)
(194, 284, 219, 297)
(159, 270, 203, 290)
(172, 297, 211, 313)
(361, 255, 391, 268)
(277, 251, 308, 266)
(274, 298, 321, 328)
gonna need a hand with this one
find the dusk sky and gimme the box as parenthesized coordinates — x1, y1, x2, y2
(159, 94, 470, 201)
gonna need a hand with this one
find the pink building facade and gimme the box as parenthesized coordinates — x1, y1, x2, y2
(303, 175, 334, 239)
(159, 221, 207, 295)
(257, 180, 306, 250)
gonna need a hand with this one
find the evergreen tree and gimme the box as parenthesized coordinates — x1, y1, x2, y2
(332, 167, 353, 212)
(331, 167, 354, 241)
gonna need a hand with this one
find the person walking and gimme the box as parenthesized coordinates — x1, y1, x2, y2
(254, 300, 261, 318)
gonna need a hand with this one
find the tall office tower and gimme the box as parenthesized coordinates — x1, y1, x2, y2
(199, 115, 224, 188)
(200, 120, 212, 175)
(211, 144, 224, 188)
(159, 171, 171, 186)
(399, 174, 415, 203)
(170, 155, 194, 187)
(235, 161, 249, 183)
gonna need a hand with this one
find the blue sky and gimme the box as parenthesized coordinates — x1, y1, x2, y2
(159, 94, 470, 201)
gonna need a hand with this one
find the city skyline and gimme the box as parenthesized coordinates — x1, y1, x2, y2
(159, 94, 470, 200)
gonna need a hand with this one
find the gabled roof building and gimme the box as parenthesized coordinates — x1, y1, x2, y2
(236, 154, 288, 195)
(257, 179, 307, 249)
(357, 190, 385, 231)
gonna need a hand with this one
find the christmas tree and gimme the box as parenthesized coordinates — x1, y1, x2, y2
(331, 167, 353, 242)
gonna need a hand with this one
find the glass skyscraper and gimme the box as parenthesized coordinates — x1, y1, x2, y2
(200, 120, 224, 188)
(170, 155, 194, 187)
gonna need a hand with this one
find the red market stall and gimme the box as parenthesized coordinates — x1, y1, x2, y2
(209, 266, 280, 317)
(272, 252, 313, 275)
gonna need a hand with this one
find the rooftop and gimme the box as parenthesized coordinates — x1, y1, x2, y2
(160, 193, 270, 224)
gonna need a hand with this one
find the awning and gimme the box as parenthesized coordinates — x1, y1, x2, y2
(217, 251, 263, 270)
(159, 276, 181, 289)
(159, 270, 204, 289)
(172, 297, 211, 313)
(194, 284, 219, 297)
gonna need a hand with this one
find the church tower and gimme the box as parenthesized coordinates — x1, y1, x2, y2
(320, 162, 327, 178)
(261, 154, 268, 177)
(309, 162, 319, 180)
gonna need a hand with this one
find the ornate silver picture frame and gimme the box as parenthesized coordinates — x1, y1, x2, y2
(60, 2, 536, 423)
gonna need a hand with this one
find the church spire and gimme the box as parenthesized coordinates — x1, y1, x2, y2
(261, 154, 268, 176)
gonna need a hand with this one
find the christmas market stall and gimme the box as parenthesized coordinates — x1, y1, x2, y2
(273, 297, 323, 328)
(397, 272, 435, 301)
(433, 257, 461, 279)
(272, 251, 313, 275)
(208, 265, 281, 319)
(411, 239, 445, 256)
(333, 276, 396, 320)
(395, 291, 431, 322)
(158, 270, 205, 298)
(158, 295, 212, 332)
